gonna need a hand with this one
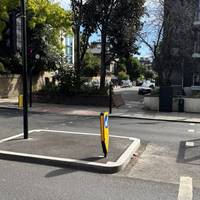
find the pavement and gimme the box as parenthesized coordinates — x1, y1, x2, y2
(1, 97, 200, 123)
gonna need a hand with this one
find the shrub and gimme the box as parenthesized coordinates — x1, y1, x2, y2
(35, 84, 59, 96)
(118, 71, 129, 81)
(80, 84, 109, 96)
(55, 66, 82, 95)
(0, 62, 6, 74)
(150, 87, 160, 96)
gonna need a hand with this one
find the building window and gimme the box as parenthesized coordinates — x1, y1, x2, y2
(65, 36, 74, 64)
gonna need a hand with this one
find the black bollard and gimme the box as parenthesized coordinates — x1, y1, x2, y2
(109, 83, 113, 114)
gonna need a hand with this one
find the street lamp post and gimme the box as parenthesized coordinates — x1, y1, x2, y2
(21, 0, 29, 139)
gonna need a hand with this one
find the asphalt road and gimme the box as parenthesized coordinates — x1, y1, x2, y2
(114, 86, 144, 102)
(114, 86, 145, 112)
(0, 108, 199, 200)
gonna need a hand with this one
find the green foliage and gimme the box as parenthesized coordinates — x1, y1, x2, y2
(36, 83, 59, 96)
(0, 0, 19, 40)
(143, 69, 155, 80)
(117, 60, 126, 73)
(107, 0, 144, 59)
(80, 0, 144, 88)
(82, 52, 100, 77)
(0, 0, 72, 74)
(44, 65, 109, 96)
(126, 57, 141, 81)
(26, 0, 72, 74)
(118, 71, 129, 81)
(150, 87, 159, 96)
(117, 57, 143, 81)
(55, 66, 84, 95)
(0, 62, 6, 74)
(80, 84, 109, 96)
(27, 0, 71, 31)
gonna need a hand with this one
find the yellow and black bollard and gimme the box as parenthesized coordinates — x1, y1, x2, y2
(100, 112, 109, 157)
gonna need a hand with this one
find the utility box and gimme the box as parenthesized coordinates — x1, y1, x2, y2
(178, 98, 184, 112)
(159, 86, 173, 112)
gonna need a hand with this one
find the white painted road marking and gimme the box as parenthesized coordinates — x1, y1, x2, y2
(188, 129, 195, 133)
(0, 133, 23, 143)
(189, 123, 195, 126)
(177, 177, 193, 200)
(185, 142, 194, 147)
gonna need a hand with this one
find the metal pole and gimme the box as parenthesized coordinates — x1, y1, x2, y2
(21, 0, 29, 139)
(29, 68, 32, 107)
(109, 83, 112, 114)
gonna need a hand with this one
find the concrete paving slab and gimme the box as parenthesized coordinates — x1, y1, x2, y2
(0, 129, 140, 173)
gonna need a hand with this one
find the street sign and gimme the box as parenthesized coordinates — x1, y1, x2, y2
(100, 112, 109, 157)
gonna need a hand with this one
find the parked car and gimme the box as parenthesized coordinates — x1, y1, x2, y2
(121, 80, 132, 88)
(138, 80, 155, 95)
(83, 80, 100, 88)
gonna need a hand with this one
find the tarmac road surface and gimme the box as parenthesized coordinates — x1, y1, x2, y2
(0, 108, 199, 199)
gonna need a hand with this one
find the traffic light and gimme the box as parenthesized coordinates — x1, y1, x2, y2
(7, 10, 22, 53)
(7, 11, 17, 52)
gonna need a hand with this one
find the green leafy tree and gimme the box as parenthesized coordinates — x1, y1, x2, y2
(71, 0, 98, 87)
(81, 0, 144, 89)
(0, 0, 71, 74)
(107, 0, 144, 61)
(27, 0, 71, 74)
(126, 57, 142, 81)
(0, 0, 19, 40)
(118, 71, 129, 81)
(0, 0, 20, 73)
(82, 52, 100, 77)
(116, 57, 143, 81)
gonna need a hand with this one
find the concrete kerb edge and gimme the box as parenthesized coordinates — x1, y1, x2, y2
(0, 106, 21, 112)
(1, 105, 199, 124)
(110, 114, 200, 124)
(0, 129, 140, 173)
(106, 138, 140, 172)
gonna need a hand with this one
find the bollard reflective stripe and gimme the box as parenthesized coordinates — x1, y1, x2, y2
(100, 112, 109, 157)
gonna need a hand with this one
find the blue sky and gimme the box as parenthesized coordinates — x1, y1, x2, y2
(54, 0, 157, 58)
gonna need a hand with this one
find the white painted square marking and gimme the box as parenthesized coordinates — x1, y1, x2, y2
(177, 176, 193, 200)
(185, 142, 194, 147)
(188, 129, 195, 133)
(189, 123, 195, 126)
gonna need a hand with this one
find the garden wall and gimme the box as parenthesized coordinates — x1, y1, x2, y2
(0, 75, 22, 98)
(0, 72, 53, 98)
(144, 96, 200, 113)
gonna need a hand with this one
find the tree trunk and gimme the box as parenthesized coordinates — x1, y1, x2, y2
(74, 25, 81, 88)
(100, 25, 107, 90)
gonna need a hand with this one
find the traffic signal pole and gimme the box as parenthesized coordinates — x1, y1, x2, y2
(21, 0, 29, 139)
